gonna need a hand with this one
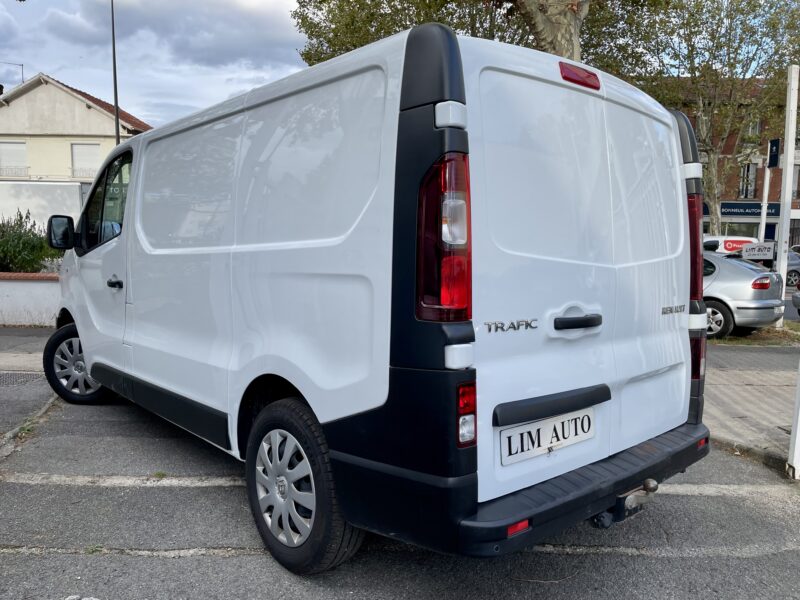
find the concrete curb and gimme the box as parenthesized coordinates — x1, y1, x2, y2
(0, 394, 58, 461)
(710, 434, 788, 475)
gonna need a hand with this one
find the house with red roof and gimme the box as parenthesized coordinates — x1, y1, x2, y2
(0, 73, 151, 225)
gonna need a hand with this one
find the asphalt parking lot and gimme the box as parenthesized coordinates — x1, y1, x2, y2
(1, 332, 800, 599)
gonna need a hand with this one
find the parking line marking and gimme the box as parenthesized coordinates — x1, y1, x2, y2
(2, 541, 799, 560)
(658, 483, 799, 497)
(0, 545, 265, 558)
(1, 474, 797, 498)
(0, 473, 246, 487)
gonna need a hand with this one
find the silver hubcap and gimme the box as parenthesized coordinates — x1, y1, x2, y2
(789, 272, 799, 287)
(53, 337, 101, 395)
(254, 429, 316, 547)
(707, 308, 724, 335)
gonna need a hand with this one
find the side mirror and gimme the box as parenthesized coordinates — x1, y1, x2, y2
(47, 215, 75, 250)
(703, 240, 720, 252)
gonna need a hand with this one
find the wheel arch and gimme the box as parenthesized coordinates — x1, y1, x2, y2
(56, 308, 75, 329)
(236, 374, 309, 460)
(703, 296, 735, 328)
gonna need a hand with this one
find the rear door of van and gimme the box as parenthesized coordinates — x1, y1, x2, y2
(460, 39, 690, 502)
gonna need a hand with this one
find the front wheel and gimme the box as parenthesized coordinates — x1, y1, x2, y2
(706, 300, 734, 339)
(42, 323, 108, 404)
(245, 398, 363, 574)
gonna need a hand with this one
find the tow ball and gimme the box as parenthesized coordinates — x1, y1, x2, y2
(590, 478, 659, 529)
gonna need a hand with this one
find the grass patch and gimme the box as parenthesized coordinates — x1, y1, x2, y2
(152, 471, 167, 479)
(710, 323, 800, 347)
(14, 419, 35, 441)
(85, 544, 104, 555)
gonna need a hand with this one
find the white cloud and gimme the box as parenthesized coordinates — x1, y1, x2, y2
(1, 0, 306, 125)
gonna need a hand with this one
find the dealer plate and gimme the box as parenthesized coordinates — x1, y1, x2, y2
(500, 407, 595, 466)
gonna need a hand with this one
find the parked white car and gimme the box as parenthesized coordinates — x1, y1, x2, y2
(42, 24, 710, 573)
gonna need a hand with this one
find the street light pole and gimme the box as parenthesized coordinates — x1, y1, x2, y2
(111, 0, 120, 145)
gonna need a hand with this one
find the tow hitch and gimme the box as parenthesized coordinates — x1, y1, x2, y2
(590, 478, 659, 529)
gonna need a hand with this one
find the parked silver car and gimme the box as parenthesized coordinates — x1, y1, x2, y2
(703, 252, 784, 338)
(786, 251, 800, 288)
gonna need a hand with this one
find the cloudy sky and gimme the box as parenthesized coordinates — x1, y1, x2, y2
(0, 0, 306, 127)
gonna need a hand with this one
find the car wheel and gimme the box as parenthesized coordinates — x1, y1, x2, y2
(706, 300, 734, 339)
(42, 324, 108, 404)
(787, 270, 800, 288)
(246, 398, 363, 574)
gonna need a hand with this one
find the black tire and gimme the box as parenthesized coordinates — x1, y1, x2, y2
(788, 270, 800, 289)
(706, 300, 734, 339)
(245, 398, 363, 574)
(43, 324, 109, 404)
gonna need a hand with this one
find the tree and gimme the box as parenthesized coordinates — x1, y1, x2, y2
(516, 0, 590, 61)
(292, 0, 666, 74)
(291, 1, 534, 66)
(643, 0, 800, 235)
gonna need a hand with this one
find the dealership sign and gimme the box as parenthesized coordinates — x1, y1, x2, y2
(702, 202, 781, 217)
(742, 242, 775, 260)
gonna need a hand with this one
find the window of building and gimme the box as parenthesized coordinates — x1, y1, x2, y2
(744, 119, 761, 139)
(71, 143, 101, 180)
(738, 163, 757, 199)
(0, 141, 28, 177)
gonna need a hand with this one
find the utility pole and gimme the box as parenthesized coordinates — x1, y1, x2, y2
(775, 64, 798, 330)
(758, 154, 772, 242)
(111, 0, 120, 145)
(783, 64, 799, 479)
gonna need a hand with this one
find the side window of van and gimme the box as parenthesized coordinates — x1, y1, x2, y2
(78, 152, 132, 252)
(100, 154, 132, 244)
(703, 259, 716, 277)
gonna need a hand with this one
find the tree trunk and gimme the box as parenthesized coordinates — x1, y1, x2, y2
(516, 0, 591, 61)
(705, 151, 722, 235)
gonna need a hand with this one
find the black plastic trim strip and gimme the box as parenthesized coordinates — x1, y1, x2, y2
(91, 363, 231, 450)
(399, 24, 465, 111)
(689, 299, 706, 316)
(554, 314, 602, 330)
(493, 384, 611, 427)
(390, 26, 472, 370)
(670, 110, 700, 164)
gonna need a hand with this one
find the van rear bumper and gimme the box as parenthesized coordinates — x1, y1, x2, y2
(458, 422, 710, 556)
(330, 422, 709, 555)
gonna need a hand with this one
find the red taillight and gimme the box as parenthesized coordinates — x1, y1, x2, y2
(697, 437, 708, 449)
(457, 381, 476, 448)
(559, 62, 601, 90)
(752, 276, 771, 290)
(690, 337, 706, 381)
(416, 153, 472, 322)
(507, 519, 529, 537)
(687, 193, 704, 301)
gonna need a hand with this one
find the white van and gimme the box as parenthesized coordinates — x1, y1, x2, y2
(43, 24, 709, 573)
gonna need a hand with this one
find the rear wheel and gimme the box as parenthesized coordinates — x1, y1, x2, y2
(787, 270, 800, 288)
(706, 300, 734, 339)
(245, 398, 363, 574)
(42, 324, 108, 404)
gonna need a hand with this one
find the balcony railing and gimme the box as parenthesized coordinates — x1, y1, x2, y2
(0, 166, 29, 177)
(71, 167, 98, 179)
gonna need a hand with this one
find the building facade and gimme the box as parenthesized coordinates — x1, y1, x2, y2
(0, 73, 150, 225)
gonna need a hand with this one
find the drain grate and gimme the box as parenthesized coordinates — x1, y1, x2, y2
(0, 371, 44, 387)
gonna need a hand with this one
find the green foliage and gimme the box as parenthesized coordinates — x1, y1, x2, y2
(291, 0, 535, 66)
(639, 0, 800, 234)
(0, 209, 63, 273)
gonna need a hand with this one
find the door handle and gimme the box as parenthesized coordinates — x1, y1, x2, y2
(106, 276, 123, 289)
(554, 314, 602, 330)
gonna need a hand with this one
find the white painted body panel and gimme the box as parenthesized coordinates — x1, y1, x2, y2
(459, 37, 690, 502)
(120, 32, 405, 456)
